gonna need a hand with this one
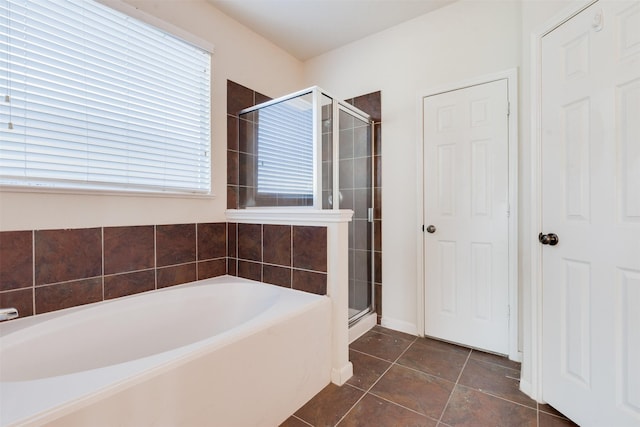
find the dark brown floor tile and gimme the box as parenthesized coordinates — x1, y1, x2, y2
(156, 263, 196, 288)
(397, 339, 469, 382)
(417, 337, 471, 355)
(458, 358, 535, 408)
(538, 403, 567, 418)
(0, 230, 33, 291)
(0, 288, 34, 317)
(372, 325, 416, 341)
(156, 224, 196, 267)
(441, 385, 536, 427)
(279, 415, 311, 427)
(347, 349, 391, 390)
(35, 277, 102, 314)
(104, 270, 155, 299)
(35, 228, 102, 285)
(104, 225, 154, 275)
(338, 393, 436, 427)
(350, 330, 414, 362)
(469, 349, 521, 370)
(370, 365, 454, 419)
(294, 383, 364, 427)
(539, 412, 579, 427)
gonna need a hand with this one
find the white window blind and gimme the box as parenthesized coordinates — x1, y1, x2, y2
(256, 96, 313, 196)
(0, 0, 211, 194)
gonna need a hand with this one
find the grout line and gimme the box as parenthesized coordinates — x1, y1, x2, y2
(437, 348, 472, 424)
(195, 223, 199, 279)
(454, 382, 538, 411)
(153, 225, 157, 290)
(31, 230, 36, 314)
(333, 338, 418, 427)
(290, 414, 313, 427)
(101, 227, 105, 301)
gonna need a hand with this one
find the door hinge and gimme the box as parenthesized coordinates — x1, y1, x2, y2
(506, 203, 510, 218)
(507, 101, 511, 117)
(507, 304, 511, 318)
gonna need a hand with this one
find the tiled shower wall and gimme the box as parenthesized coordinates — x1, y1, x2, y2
(226, 80, 271, 209)
(0, 222, 328, 320)
(345, 92, 382, 324)
(227, 80, 382, 323)
(0, 223, 227, 318)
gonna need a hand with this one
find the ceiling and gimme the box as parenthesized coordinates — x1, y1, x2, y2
(207, 0, 456, 60)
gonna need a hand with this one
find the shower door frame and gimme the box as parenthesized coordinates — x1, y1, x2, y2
(333, 102, 376, 326)
(238, 87, 376, 324)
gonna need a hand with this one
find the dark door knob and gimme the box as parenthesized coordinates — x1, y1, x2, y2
(426, 225, 436, 233)
(538, 232, 559, 246)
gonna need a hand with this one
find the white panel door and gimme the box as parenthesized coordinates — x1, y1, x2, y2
(423, 80, 510, 355)
(541, 1, 640, 425)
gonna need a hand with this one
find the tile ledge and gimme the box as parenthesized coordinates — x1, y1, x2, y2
(225, 209, 353, 225)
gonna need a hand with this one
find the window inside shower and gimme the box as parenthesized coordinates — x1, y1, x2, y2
(237, 87, 374, 324)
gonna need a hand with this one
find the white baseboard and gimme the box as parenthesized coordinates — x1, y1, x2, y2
(348, 313, 377, 344)
(330, 362, 353, 386)
(380, 317, 418, 336)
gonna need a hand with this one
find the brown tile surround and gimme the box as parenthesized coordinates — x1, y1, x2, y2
(227, 81, 382, 319)
(0, 219, 330, 319)
(0, 223, 227, 319)
(283, 326, 578, 427)
(228, 222, 328, 295)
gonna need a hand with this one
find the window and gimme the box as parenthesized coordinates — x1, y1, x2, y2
(256, 94, 313, 197)
(0, 0, 211, 194)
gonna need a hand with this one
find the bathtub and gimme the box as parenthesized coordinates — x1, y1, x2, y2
(0, 276, 332, 427)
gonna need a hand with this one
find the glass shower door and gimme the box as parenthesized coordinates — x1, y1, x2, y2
(337, 106, 374, 324)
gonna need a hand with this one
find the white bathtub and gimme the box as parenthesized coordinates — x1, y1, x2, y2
(0, 276, 332, 427)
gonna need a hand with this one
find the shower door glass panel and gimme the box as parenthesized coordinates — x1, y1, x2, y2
(338, 108, 374, 322)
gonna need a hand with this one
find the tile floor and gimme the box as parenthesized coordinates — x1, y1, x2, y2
(281, 326, 578, 427)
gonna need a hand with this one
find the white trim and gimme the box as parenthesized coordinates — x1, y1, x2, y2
(381, 317, 419, 337)
(225, 208, 353, 225)
(527, 0, 598, 403)
(348, 312, 377, 344)
(96, 0, 215, 53)
(416, 68, 519, 361)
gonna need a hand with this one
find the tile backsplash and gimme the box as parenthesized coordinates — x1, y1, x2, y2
(229, 223, 328, 295)
(0, 221, 327, 321)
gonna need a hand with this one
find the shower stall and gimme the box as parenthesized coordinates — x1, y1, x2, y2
(237, 87, 374, 325)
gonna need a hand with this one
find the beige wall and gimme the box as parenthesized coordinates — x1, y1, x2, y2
(0, 0, 304, 232)
(303, 0, 522, 333)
